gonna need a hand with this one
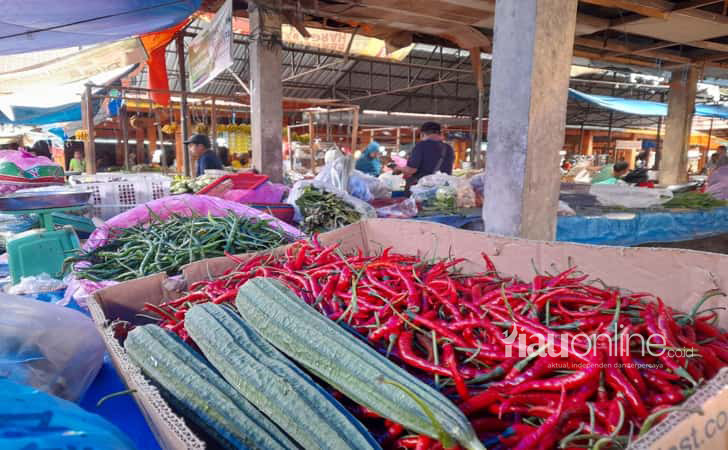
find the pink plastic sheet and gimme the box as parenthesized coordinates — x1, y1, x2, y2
(84, 194, 302, 251)
(68, 195, 303, 309)
(222, 182, 289, 204)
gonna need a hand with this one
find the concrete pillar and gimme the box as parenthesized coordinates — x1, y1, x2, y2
(482, 0, 578, 240)
(249, 1, 283, 182)
(659, 66, 699, 185)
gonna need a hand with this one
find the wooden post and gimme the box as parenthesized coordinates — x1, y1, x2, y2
(175, 129, 184, 173)
(482, 0, 578, 240)
(176, 34, 191, 176)
(249, 1, 284, 182)
(471, 47, 484, 169)
(351, 107, 360, 154)
(81, 84, 96, 174)
(211, 98, 218, 153)
(120, 102, 130, 171)
(660, 66, 699, 185)
(396, 127, 401, 153)
(134, 127, 145, 164)
(308, 112, 315, 171)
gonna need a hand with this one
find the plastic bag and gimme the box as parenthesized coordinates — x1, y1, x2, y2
(707, 166, 728, 200)
(411, 172, 476, 208)
(0, 295, 105, 401)
(350, 169, 392, 200)
(7, 273, 66, 295)
(0, 379, 135, 449)
(558, 200, 576, 216)
(376, 198, 418, 219)
(287, 179, 377, 222)
(85, 193, 303, 251)
(589, 184, 673, 208)
(379, 172, 405, 191)
(469, 172, 486, 196)
(0, 150, 65, 195)
(314, 155, 354, 192)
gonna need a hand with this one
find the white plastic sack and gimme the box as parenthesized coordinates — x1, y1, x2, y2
(287, 179, 377, 222)
(0, 294, 105, 401)
(411, 172, 476, 208)
(314, 155, 354, 192)
(558, 200, 576, 216)
(589, 184, 673, 208)
(350, 170, 392, 201)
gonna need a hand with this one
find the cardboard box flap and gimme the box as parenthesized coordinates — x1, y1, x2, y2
(94, 273, 170, 323)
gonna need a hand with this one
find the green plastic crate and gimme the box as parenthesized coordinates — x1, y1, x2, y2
(7, 227, 80, 284)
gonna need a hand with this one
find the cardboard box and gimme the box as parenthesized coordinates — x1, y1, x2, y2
(89, 219, 728, 449)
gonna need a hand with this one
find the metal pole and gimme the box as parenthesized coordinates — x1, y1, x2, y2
(326, 111, 331, 141)
(176, 34, 191, 177)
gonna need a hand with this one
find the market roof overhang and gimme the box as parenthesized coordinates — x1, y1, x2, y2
(214, 0, 728, 78)
(0, 0, 201, 55)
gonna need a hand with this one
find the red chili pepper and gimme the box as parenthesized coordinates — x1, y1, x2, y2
(443, 343, 469, 401)
(619, 326, 648, 395)
(513, 387, 566, 450)
(396, 331, 451, 377)
(605, 353, 648, 419)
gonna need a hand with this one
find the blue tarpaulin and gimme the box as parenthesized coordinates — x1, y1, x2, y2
(556, 207, 728, 246)
(569, 89, 728, 119)
(0, 98, 103, 126)
(416, 207, 728, 246)
(0, 0, 200, 55)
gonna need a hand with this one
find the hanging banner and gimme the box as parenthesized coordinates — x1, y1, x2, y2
(0, 39, 146, 95)
(198, 14, 413, 61)
(189, 0, 234, 92)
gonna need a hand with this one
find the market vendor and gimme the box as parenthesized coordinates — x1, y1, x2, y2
(355, 141, 382, 176)
(186, 134, 223, 176)
(400, 122, 454, 191)
(591, 161, 629, 184)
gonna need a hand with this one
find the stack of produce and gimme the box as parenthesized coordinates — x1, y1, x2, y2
(131, 238, 728, 449)
(295, 185, 361, 233)
(170, 174, 221, 194)
(663, 191, 727, 209)
(65, 213, 292, 281)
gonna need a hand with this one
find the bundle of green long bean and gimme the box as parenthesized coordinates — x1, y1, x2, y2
(66, 213, 293, 282)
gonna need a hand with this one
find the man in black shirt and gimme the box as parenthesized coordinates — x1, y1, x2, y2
(400, 122, 455, 190)
(186, 134, 223, 176)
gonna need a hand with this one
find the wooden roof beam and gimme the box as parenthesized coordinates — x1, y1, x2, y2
(573, 36, 690, 62)
(573, 48, 664, 67)
(581, 0, 671, 19)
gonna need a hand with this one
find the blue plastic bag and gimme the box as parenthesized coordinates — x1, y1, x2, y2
(0, 379, 135, 449)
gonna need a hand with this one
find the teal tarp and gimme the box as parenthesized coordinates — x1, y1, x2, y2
(569, 89, 728, 119)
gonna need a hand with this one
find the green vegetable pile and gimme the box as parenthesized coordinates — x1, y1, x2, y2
(66, 213, 292, 281)
(663, 191, 727, 210)
(295, 186, 361, 234)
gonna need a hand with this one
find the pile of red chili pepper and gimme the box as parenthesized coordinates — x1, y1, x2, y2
(144, 237, 728, 449)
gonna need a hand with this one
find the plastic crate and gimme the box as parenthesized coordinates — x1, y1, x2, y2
(73, 173, 171, 220)
(196, 173, 269, 197)
(245, 203, 295, 223)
